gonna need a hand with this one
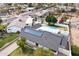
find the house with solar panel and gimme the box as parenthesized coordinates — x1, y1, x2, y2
(6, 16, 34, 33)
(20, 23, 70, 56)
(0, 13, 8, 18)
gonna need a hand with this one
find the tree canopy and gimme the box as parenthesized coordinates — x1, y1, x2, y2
(45, 15, 57, 25)
(17, 37, 26, 50)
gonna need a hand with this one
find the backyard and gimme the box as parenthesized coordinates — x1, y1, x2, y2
(45, 14, 68, 31)
(48, 24, 68, 31)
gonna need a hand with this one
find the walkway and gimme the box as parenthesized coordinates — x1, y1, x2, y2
(0, 41, 19, 56)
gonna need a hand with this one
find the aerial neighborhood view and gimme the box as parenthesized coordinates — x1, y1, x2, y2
(0, 3, 79, 56)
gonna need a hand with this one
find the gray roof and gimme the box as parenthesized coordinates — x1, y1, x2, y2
(20, 27, 68, 51)
(7, 17, 26, 28)
(0, 13, 7, 17)
(24, 28, 43, 37)
(7, 16, 33, 29)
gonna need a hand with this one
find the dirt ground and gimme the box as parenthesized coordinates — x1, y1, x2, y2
(71, 28, 79, 46)
(69, 15, 79, 46)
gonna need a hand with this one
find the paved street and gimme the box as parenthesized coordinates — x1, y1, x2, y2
(0, 41, 19, 56)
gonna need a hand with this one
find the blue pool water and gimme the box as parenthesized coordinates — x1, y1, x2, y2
(47, 26, 57, 29)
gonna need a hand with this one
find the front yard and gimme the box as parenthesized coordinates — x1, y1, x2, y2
(0, 33, 18, 48)
(0, 25, 6, 30)
(9, 44, 54, 56)
(9, 46, 34, 56)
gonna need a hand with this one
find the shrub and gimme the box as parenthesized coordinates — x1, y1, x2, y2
(34, 47, 54, 56)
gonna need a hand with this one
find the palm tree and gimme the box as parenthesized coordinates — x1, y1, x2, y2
(34, 47, 54, 56)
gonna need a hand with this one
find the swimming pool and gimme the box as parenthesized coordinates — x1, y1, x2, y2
(47, 25, 68, 31)
(47, 26, 57, 29)
(36, 26, 60, 34)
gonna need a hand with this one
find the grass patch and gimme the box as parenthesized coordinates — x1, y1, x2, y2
(9, 45, 54, 56)
(0, 25, 6, 30)
(71, 45, 79, 56)
(9, 47, 24, 56)
(0, 33, 18, 48)
(9, 46, 34, 56)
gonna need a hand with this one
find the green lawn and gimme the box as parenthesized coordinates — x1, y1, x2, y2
(9, 46, 34, 56)
(71, 45, 79, 56)
(0, 25, 6, 30)
(0, 33, 18, 48)
(9, 45, 54, 56)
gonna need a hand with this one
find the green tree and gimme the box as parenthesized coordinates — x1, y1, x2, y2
(45, 15, 57, 25)
(8, 3, 12, 6)
(17, 37, 26, 51)
(13, 3, 18, 7)
(34, 47, 54, 56)
(17, 6, 22, 10)
(28, 3, 33, 7)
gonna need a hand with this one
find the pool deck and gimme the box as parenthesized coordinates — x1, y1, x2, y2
(38, 24, 69, 36)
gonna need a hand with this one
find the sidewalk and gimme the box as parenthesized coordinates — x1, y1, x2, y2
(0, 41, 19, 56)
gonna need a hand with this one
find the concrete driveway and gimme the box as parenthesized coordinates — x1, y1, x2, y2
(0, 41, 19, 56)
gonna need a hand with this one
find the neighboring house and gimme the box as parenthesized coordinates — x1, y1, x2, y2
(34, 9, 49, 23)
(34, 9, 48, 17)
(0, 13, 8, 18)
(47, 7, 55, 13)
(2, 17, 18, 25)
(0, 3, 7, 8)
(20, 24, 69, 55)
(26, 7, 35, 11)
(7, 16, 34, 33)
(25, 17, 34, 26)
